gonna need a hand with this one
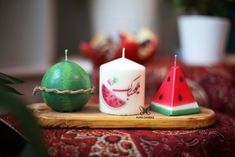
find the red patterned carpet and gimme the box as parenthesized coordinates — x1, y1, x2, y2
(1, 112, 235, 157)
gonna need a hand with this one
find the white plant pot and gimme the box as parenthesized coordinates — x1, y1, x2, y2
(91, 0, 157, 38)
(178, 15, 230, 65)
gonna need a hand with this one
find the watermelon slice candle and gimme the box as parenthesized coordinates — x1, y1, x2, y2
(150, 55, 200, 116)
(99, 48, 145, 115)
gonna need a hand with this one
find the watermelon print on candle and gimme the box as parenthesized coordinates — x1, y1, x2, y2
(150, 55, 200, 116)
(101, 75, 141, 109)
(101, 83, 126, 108)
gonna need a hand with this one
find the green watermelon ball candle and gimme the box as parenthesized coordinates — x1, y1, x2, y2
(34, 50, 93, 112)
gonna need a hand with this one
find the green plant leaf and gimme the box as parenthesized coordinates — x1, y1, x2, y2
(0, 84, 23, 95)
(0, 72, 24, 84)
(169, 0, 235, 17)
(0, 90, 49, 157)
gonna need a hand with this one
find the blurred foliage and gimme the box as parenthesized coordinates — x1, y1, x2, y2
(0, 72, 23, 95)
(171, 0, 235, 17)
(0, 72, 49, 157)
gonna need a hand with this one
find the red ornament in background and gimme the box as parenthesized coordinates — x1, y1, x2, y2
(79, 41, 107, 67)
(150, 55, 200, 116)
(113, 31, 139, 62)
(79, 28, 159, 67)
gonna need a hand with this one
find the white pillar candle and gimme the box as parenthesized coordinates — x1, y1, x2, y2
(99, 48, 145, 115)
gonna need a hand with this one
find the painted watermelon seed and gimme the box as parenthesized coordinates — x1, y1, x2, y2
(167, 77, 170, 82)
(178, 95, 182, 101)
(180, 77, 183, 82)
(159, 94, 163, 100)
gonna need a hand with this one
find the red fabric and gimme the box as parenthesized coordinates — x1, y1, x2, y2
(1, 113, 235, 157)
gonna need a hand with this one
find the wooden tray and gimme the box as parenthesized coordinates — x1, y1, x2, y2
(28, 103, 216, 129)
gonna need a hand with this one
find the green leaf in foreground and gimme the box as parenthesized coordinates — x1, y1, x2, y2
(0, 72, 24, 84)
(0, 90, 49, 157)
(0, 84, 23, 95)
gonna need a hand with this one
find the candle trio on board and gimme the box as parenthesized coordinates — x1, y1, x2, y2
(34, 48, 200, 116)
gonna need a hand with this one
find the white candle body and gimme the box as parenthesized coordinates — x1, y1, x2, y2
(99, 57, 145, 115)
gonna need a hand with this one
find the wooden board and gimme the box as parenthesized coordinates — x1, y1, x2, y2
(28, 103, 216, 129)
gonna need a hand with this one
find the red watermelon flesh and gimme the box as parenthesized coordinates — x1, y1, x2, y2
(102, 84, 126, 108)
(153, 66, 196, 107)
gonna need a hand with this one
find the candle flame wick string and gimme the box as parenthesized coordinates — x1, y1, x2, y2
(65, 49, 68, 61)
(174, 54, 177, 67)
(122, 48, 125, 58)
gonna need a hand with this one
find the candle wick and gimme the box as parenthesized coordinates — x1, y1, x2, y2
(65, 49, 68, 61)
(174, 54, 177, 67)
(122, 48, 125, 58)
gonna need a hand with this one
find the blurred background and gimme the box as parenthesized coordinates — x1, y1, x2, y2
(0, 0, 234, 104)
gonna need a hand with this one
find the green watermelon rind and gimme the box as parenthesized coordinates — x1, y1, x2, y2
(150, 104, 200, 116)
(41, 61, 92, 112)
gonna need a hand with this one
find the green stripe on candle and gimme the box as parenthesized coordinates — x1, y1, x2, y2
(150, 104, 200, 116)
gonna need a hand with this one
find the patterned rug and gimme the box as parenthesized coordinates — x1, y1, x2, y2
(1, 112, 235, 157)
